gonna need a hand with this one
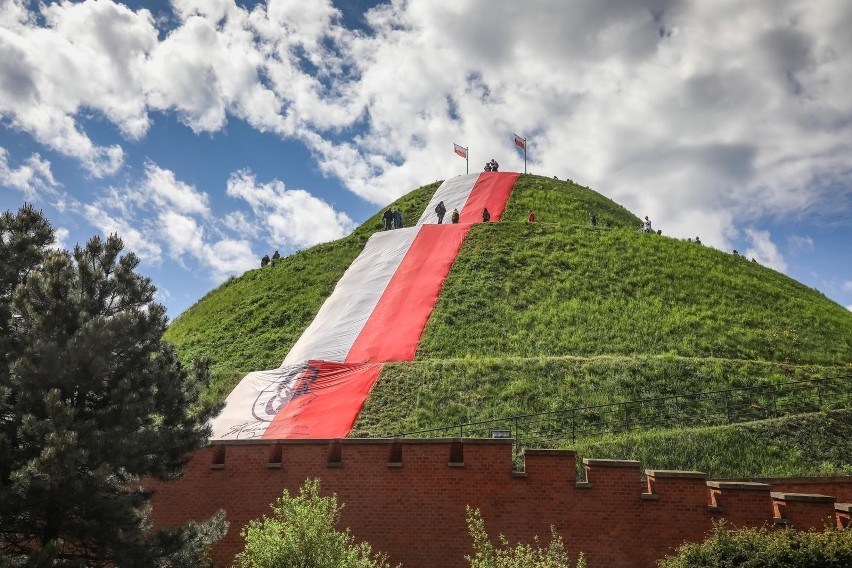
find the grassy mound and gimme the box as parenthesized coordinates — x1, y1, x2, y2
(164, 174, 852, 476)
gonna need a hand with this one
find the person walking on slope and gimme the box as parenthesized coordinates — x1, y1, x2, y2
(393, 208, 403, 229)
(272, 250, 280, 260)
(527, 210, 536, 223)
(383, 208, 393, 230)
(435, 201, 446, 224)
(482, 208, 491, 222)
(260, 254, 270, 268)
(589, 212, 597, 226)
(451, 208, 460, 224)
(641, 215, 652, 232)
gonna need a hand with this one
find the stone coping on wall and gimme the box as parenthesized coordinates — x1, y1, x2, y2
(771, 492, 836, 503)
(647, 470, 708, 479)
(582, 458, 641, 468)
(707, 481, 771, 491)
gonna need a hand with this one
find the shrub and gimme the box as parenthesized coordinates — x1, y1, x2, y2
(465, 507, 585, 568)
(658, 521, 852, 567)
(233, 478, 395, 568)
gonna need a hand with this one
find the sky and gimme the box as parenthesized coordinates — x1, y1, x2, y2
(1, 0, 851, 319)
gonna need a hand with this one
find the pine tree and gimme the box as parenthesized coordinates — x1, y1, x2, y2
(0, 205, 225, 567)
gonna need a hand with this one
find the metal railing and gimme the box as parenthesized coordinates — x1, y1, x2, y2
(392, 375, 852, 450)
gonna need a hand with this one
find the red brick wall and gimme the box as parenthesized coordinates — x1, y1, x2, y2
(147, 440, 852, 568)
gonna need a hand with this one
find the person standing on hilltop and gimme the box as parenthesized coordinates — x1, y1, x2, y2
(435, 201, 446, 224)
(482, 208, 491, 222)
(641, 215, 652, 232)
(484, 161, 492, 172)
(490, 159, 499, 172)
(451, 208, 460, 224)
(527, 210, 536, 223)
(383, 208, 393, 230)
(272, 250, 280, 261)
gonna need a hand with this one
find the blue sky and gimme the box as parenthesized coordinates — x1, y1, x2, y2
(1, 0, 851, 318)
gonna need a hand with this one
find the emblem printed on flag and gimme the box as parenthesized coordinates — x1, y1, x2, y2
(453, 143, 468, 159)
(513, 134, 526, 149)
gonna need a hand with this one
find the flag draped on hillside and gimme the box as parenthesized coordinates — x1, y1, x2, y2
(453, 143, 468, 158)
(211, 172, 521, 440)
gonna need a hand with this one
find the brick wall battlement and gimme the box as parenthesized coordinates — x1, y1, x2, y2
(148, 439, 852, 568)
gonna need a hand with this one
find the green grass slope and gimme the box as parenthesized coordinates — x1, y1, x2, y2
(416, 223, 852, 364)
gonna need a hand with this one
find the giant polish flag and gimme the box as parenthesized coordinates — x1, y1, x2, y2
(211, 172, 520, 440)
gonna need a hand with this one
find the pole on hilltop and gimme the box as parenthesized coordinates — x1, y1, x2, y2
(523, 139, 527, 175)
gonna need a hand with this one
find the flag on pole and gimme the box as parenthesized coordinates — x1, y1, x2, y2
(513, 133, 526, 150)
(453, 143, 468, 159)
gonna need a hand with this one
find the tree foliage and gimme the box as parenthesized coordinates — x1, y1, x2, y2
(659, 522, 852, 568)
(0, 204, 225, 567)
(465, 507, 585, 568)
(234, 478, 395, 568)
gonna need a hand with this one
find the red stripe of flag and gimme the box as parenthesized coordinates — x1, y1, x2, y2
(513, 134, 525, 149)
(454, 143, 468, 159)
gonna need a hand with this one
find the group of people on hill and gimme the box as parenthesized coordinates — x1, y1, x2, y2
(260, 250, 281, 267)
(484, 159, 499, 172)
(382, 207, 404, 230)
(433, 200, 492, 224)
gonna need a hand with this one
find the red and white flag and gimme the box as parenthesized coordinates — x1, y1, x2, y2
(453, 143, 468, 159)
(513, 133, 526, 149)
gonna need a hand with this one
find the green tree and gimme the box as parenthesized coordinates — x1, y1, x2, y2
(465, 507, 585, 568)
(658, 521, 852, 568)
(0, 204, 225, 567)
(234, 478, 395, 568)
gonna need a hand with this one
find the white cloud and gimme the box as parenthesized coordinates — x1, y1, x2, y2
(157, 209, 256, 281)
(787, 234, 815, 255)
(226, 169, 355, 247)
(0, 147, 58, 199)
(142, 162, 210, 215)
(843, 281, 852, 292)
(847, 305, 852, 312)
(52, 227, 69, 252)
(744, 228, 788, 272)
(203, 238, 257, 281)
(159, 210, 205, 259)
(81, 202, 163, 262)
(1, 0, 851, 254)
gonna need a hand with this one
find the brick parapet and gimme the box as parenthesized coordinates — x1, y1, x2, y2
(148, 440, 851, 568)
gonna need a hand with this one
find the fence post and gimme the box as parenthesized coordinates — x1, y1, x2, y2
(771, 386, 778, 418)
(724, 391, 731, 423)
(514, 416, 520, 456)
(571, 409, 576, 444)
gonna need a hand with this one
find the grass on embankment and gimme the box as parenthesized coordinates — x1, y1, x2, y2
(415, 222, 852, 365)
(571, 409, 852, 478)
(350, 355, 848, 437)
(164, 181, 440, 401)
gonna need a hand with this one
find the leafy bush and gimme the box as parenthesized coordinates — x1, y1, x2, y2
(466, 507, 585, 568)
(659, 522, 852, 567)
(233, 479, 395, 568)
